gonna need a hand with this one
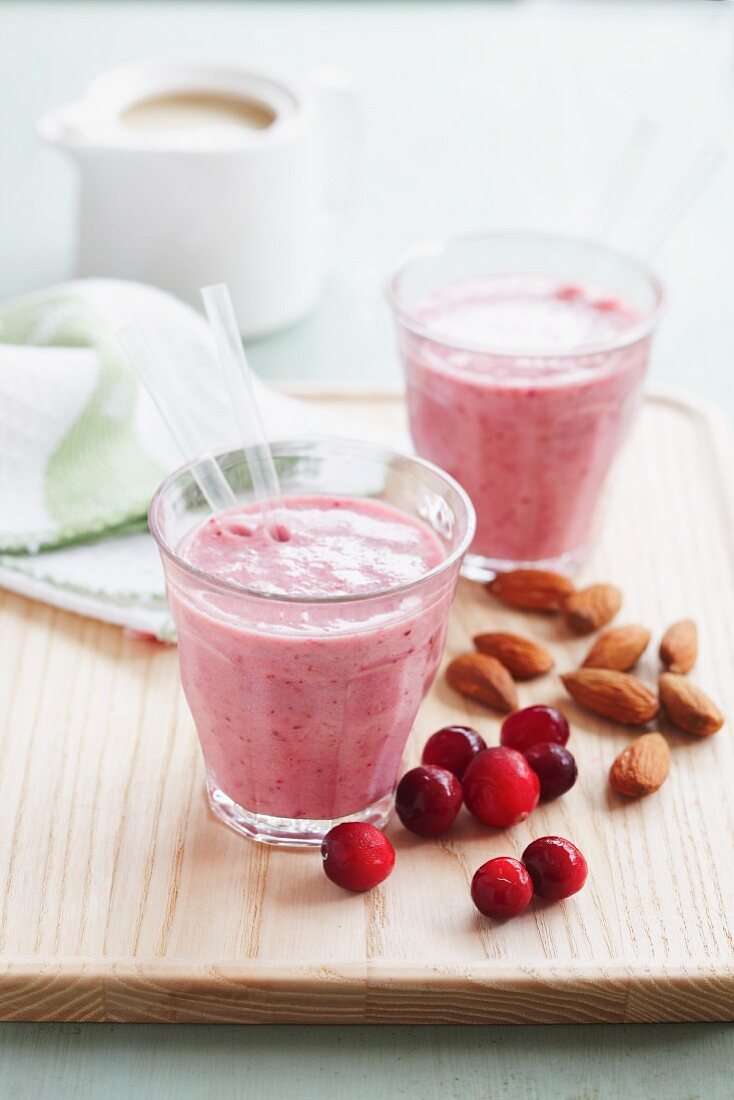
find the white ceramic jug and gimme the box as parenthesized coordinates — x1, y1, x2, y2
(38, 60, 358, 337)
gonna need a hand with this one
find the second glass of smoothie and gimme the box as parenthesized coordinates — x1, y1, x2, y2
(387, 232, 664, 577)
(150, 438, 474, 846)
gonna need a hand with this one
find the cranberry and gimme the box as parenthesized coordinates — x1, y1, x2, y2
(522, 836, 588, 900)
(321, 822, 395, 892)
(421, 725, 487, 778)
(500, 705, 569, 753)
(523, 742, 577, 800)
(395, 765, 463, 836)
(471, 856, 534, 920)
(462, 747, 540, 828)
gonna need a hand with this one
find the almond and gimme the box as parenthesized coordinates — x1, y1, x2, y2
(658, 672, 724, 736)
(486, 569, 574, 611)
(473, 632, 554, 680)
(446, 653, 518, 713)
(660, 620, 697, 674)
(582, 625, 651, 671)
(562, 584, 622, 634)
(609, 732, 670, 797)
(561, 669, 659, 725)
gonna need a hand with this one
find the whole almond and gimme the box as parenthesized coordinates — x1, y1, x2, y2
(487, 569, 574, 611)
(609, 732, 670, 797)
(562, 584, 622, 634)
(659, 672, 723, 736)
(561, 669, 659, 725)
(660, 620, 697, 674)
(473, 632, 554, 680)
(446, 653, 518, 713)
(582, 625, 651, 671)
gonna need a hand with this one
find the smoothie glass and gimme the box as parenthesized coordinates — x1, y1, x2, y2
(150, 438, 475, 846)
(387, 232, 664, 578)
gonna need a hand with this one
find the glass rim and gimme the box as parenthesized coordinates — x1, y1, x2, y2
(384, 229, 666, 359)
(149, 436, 477, 606)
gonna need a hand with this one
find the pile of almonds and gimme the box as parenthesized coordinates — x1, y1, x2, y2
(446, 568, 725, 799)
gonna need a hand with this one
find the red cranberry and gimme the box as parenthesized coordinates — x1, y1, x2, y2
(522, 836, 588, 900)
(421, 725, 487, 778)
(523, 742, 577, 800)
(395, 765, 463, 836)
(321, 822, 395, 892)
(462, 747, 540, 828)
(471, 856, 534, 920)
(501, 705, 569, 753)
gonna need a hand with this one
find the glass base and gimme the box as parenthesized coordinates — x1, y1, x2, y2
(206, 782, 395, 848)
(461, 544, 588, 583)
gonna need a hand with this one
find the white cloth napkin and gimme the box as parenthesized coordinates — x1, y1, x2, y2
(0, 278, 403, 640)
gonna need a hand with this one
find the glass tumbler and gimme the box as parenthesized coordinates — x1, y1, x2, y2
(150, 438, 475, 847)
(387, 231, 664, 578)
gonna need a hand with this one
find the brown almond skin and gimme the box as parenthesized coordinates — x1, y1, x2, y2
(660, 620, 697, 674)
(446, 653, 518, 713)
(487, 569, 574, 611)
(561, 669, 659, 725)
(582, 625, 651, 672)
(473, 632, 554, 680)
(609, 733, 670, 797)
(659, 673, 723, 736)
(562, 584, 622, 634)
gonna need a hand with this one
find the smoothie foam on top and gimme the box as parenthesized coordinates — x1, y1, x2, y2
(412, 275, 640, 381)
(178, 495, 445, 598)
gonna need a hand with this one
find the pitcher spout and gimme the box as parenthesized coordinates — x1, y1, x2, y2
(36, 102, 102, 152)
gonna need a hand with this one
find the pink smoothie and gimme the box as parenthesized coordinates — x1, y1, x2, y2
(398, 275, 652, 565)
(167, 496, 449, 822)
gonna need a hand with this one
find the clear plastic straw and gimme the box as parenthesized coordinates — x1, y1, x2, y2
(117, 322, 238, 513)
(586, 117, 658, 243)
(635, 140, 725, 260)
(200, 283, 288, 540)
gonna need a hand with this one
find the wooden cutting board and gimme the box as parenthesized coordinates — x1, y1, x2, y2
(0, 390, 732, 1024)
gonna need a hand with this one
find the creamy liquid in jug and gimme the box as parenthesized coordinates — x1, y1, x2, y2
(120, 91, 277, 133)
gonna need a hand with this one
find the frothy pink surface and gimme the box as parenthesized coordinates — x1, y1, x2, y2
(168, 496, 451, 821)
(399, 275, 651, 564)
(182, 497, 443, 597)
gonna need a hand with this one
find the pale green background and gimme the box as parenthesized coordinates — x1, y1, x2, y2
(1, 1, 733, 1096)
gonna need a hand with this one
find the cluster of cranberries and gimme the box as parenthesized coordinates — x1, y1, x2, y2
(399, 706, 577, 832)
(321, 705, 587, 917)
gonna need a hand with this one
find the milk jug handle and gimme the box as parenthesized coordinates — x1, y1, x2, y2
(309, 67, 360, 229)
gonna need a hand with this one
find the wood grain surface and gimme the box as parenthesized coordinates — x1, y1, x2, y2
(0, 391, 732, 1024)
